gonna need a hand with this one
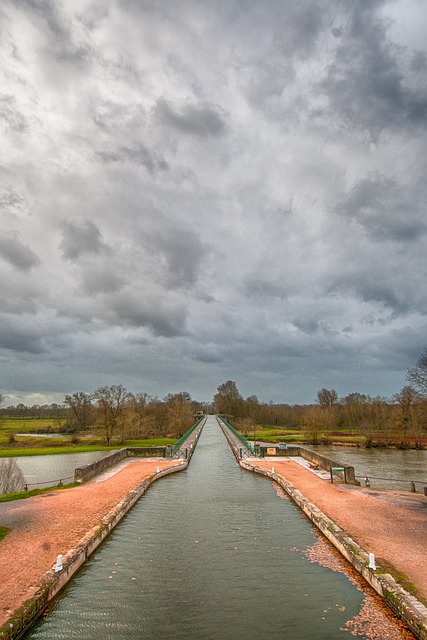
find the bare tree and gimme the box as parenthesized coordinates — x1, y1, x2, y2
(213, 380, 244, 417)
(64, 392, 94, 430)
(316, 388, 338, 407)
(164, 392, 193, 437)
(93, 385, 131, 445)
(0, 458, 25, 495)
(407, 347, 427, 396)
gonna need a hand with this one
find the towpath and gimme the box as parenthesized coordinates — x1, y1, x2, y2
(250, 458, 427, 603)
(0, 458, 181, 627)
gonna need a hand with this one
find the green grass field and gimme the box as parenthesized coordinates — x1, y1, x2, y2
(0, 418, 178, 456)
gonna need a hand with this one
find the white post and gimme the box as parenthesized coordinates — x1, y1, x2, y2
(368, 553, 376, 570)
(55, 554, 63, 572)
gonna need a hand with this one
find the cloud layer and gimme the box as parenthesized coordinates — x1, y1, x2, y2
(1, 0, 426, 404)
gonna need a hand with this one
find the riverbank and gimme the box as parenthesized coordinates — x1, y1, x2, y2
(0, 458, 183, 637)
(247, 458, 427, 639)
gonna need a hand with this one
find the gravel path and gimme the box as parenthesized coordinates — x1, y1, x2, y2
(0, 459, 181, 626)
(253, 459, 427, 602)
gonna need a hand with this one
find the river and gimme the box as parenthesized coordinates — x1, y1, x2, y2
(312, 445, 427, 490)
(15, 451, 118, 488)
(25, 417, 409, 639)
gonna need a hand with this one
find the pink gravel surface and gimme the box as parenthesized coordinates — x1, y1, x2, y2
(254, 459, 427, 602)
(0, 459, 181, 626)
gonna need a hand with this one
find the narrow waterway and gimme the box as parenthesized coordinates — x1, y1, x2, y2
(27, 417, 394, 639)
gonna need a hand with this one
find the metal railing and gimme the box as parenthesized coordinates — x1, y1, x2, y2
(170, 416, 204, 457)
(218, 416, 256, 456)
(356, 474, 427, 493)
(23, 475, 74, 491)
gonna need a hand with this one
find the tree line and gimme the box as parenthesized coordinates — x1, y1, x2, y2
(0, 388, 205, 446)
(2, 347, 427, 448)
(213, 348, 427, 448)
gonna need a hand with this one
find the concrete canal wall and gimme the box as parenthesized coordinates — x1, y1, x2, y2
(256, 444, 358, 484)
(74, 446, 168, 483)
(218, 417, 427, 640)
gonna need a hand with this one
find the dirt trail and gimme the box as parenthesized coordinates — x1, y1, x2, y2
(0, 459, 180, 625)
(253, 459, 427, 602)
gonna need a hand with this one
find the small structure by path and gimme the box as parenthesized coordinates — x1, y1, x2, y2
(252, 458, 427, 603)
(0, 458, 181, 629)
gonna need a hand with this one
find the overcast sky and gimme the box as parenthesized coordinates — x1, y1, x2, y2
(1, 0, 427, 406)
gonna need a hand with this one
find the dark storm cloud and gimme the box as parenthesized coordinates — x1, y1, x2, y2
(322, 3, 427, 137)
(0, 317, 45, 354)
(0, 236, 41, 271)
(60, 219, 109, 260)
(96, 143, 168, 174)
(152, 227, 207, 288)
(109, 294, 187, 338)
(337, 173, 426, 242)
(156, 98, 227, 137)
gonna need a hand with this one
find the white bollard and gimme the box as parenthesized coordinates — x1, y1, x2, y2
(55, 554, 63, 572)
(368, 553, 376, 570)
(157, 466, 160, 473)
(272, 467, 275, 474)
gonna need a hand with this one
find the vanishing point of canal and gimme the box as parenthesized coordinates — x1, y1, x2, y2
(26, 417, 408, 640)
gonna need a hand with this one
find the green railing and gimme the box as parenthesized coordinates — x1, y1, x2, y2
(218, 416, 256, 456)
(170, 416, 205, 456)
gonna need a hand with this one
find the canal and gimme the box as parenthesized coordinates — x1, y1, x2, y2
(26, 417, 404, 639)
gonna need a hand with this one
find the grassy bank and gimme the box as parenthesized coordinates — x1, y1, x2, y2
(0, 418, 178, 456)
(244, 425, 425, 448)
(0, 483, 77, 503)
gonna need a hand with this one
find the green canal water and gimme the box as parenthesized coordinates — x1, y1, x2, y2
(26, 417, 392, 639)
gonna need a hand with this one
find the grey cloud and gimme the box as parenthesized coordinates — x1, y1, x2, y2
(81, 266, 125, 296)
(156, 98, 227, 137)
(60, 219, 109, 260)
(0, 189, 28, 212)
(322, 4, 427, 137)
(0, 236, 41, 271)
(243, 278, 288, 300)
(276, 4, 324, 59)
(152, 227, 207, 288)
(0, 316, 45, 354)
(337, 173, 426, 242)
(0, 95, 27, 132)
(96, 143, 168, 174)
(109, 295, 187, 338)
(293, 317, 339, 337)
(17, 0, 92, 65)
(329, 275, 405, 315)
(93, 101, 144, 132)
